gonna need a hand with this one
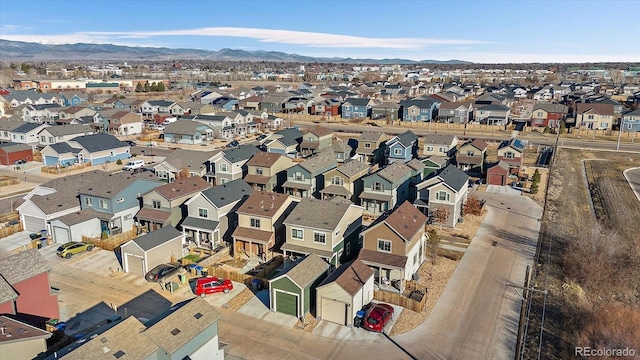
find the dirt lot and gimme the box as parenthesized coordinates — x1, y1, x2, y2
(523, 149, 640, 359)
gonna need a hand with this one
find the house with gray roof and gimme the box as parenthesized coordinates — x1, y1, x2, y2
(341, 97, 374, 119)
(263, 128, 303, 157)
(40, 142, 82, 166)
(210, 144, 260, 184)
(320, 159, 370, 203)
(154, 149, 219, 183)
(385, 130, 419, 164)
(120, 226, 183, 276)
(283, 153, 337, 198)
(38, 124, 94, 148)
(0, 90, 59, 108)
(182, 179, 253, 247)
(282, 198, 363, 266)
(189, 114, 235, 139)
(66, 133, 130, 165)
(10, 122, 50, 148)
(415, 164, 470, 227)
(422, 134, 459, 158)
(359, 161, 413, 215)
(163, 120, 214, 145)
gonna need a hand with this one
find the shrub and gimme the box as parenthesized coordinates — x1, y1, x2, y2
(116, 159, 122, 165)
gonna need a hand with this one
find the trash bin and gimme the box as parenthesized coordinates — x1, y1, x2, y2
(201, 269, 208, 277)
(39, 237, 48, 248)
(165, 281, 179, 292)
(178, 274, 187, 284)
(29, 233, 40, 240)
(354, 310, 365, 328)
(251, 279, 263, 291)
(40, 229, 48, 237)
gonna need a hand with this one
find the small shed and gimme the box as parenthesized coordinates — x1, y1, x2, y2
(486, 160, 510, 186)
(316, 259, 374, 327)
(269, 254, 329, 318)
(0, 143, 33, 165)
(120, 226, 183, 276)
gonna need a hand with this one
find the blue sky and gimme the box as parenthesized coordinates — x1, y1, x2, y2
(0, 0, 638, 63)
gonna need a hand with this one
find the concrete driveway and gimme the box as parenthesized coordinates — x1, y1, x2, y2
(237, 290, 299, 328)
(311, 301, 403, 340)
(0, 230, 34, 252)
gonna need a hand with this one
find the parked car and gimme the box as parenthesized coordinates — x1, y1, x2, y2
(56, 241, 94, 259)
(155, 124, 166, 131)
(124, 140, 137, 147)
(145, 263, 180, 283)
(256, 134, 268, 141)
(363, 303, 394, 332)
(226, 140, 239, 148)
(194, 277, 233, 297)
(122, 160, 145, 171)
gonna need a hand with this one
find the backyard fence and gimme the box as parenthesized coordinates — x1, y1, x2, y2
(0, 223, 23, 239)
(41, 162, 91, 174)
(374, 287, 427, 313)
(0, 177, 20, 187)
(205, 255, 284, 290)
(83, 229, 138, 251)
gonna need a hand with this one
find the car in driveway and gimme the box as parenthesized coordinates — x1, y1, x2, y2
(363, 303, 394, 332)
(144, 263, 180, 283)
(122, 160, 145, 171)
(194, 277, 233, 297)
(124, 140, 137, 147)
(56, 242, 95, 259)
(226, 140, 239, 148)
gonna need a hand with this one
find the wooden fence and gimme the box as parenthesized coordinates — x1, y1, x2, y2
(83, 229, 138, 251)
(0, 177, 20, 187)
(205, 255, 284, 289)
(41, 162, 91, 174)
(0, 223, 23, 239)
(374, 287, 427, 313)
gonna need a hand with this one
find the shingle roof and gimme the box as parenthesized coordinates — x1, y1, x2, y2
(299, 153, 336, 174)
(246, 152, 286, 167)
(151, 177, 211, 201)
(0, 120, 24, 131)
(164, 120, 210, 136)
(180, 216, 219, 231)
(78, 171, 159, 198)
(0, 142, 31, 153)
(438, 101, 472, 111)
(305, 125, 333, 138)
(130, 226, 181, 251)
(200, 179, 252, 208)
(54, 208, 110, 226)
(384, 201, 427, 242)
(406, 158, 425, 172)
(70, 133, 127, 152)
(423, 134, 458, 146)
(0, 316, 52, 343)
(359, 130, 387, 143)
(375, 162, 412, 183)
(223, 144, 260, 163)
(576, 102, 615, 116)
(358, 248, 407, 268)
(336, 160, 369, 178)
(48, 142, 82, 154)
(0, 249, 52, 286)
(147, 100, 175, 107)
(162, 149, 219, 172)
(44, 124, 93, 137)
(343, 97, 372, 107)
(478, 104, 510, 111)
(392, 130, 418, 147)
(466, 139, 489, 151)
(237, 191, 290, 217)
(283, 198, 354, 231)
(437, 164, 470, 191)
(274, 128, 303, 147)
(13, 123, 43, 133)
(318, 258, 373, 296)
(275, 254, 329, 289)
(532, 103, 568, 114)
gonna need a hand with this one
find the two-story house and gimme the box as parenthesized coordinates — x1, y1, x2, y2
(422, 134, 458, 158)
(400, 98, 440, 122)
(358, 201, 427, 293)
(575, 103, 616, 130)
(136, 177, 211, 232)
(105, 110, 143, 136)
(10, 123, 50, 148)
(244, 152, 293, 192)
(531, 103, 568, 128)
(232, 191, 297, 260)
(414, 164, 469, 227)
(371, 102, 400, 121)
(341, 98, 373, 119)
(182, 179, 253, 248)
(38, 124, 94, 149)
(456, 139, 489, 173)
(58, 92, 87, 106)
(385, 130, 419, 164)
(56, 106, 96, 122)
(140, 100, 175, 119)
(263, 128, 303, 157)
(300, 125, 333, 157)
(622, 109, 640, 132)
(436, 101, 473, 123)
(497, 138, 526, 174)
(210, 144, 260, 184)
(359, 161, 413, 215)
(283, 153, 337, 198)
(282, 198, 364, 266)
(319, 160, 369, 203)
(475, 104, 511, 125)
(355, 131, 387, 166)
(154, 149, 219, 183)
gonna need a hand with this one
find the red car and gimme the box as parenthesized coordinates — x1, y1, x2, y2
(195, 277, 233, 297)
(363, 303, 394, 332)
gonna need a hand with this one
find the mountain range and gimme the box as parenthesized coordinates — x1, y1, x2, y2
(0, 39, 472, 64)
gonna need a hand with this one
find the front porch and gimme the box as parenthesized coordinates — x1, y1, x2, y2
(135, 208, 171, 232)
(232, 227, 275, 261)
(359, 192, 392, 215)
(180, 216, 221, 249)
(283, 181, 311, 198)
(358, 249, 408, 293)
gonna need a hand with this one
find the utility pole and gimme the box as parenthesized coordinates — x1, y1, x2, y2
(509, 265, 547, 360)
(616, 121, 623, 150)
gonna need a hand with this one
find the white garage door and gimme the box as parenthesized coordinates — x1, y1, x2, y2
(23, 215, 46, 233)
(321, 297, 348, 325)
(53, 227, 70, 243)
(126, 254, 145, 276)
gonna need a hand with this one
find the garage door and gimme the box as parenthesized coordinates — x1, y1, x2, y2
(488, 173, 504, 186)
(52, 226, 70, 243)
(44, 156, 59, 166)
(321, 298, 348, 325)
(23, 215, 46, 233)
(126, 255, 145, 276)
(275, 291, 298, 317)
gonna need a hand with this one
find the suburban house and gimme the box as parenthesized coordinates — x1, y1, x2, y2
(421, 155, 449, 177)
(400, 98, 440, 122)
(57, 106, 96, 121)
(310, 98, 341, 117)
(0, 143, 32, 165)
(475, 104, 511, 125)
(0, 121, 24, 143)
(104, 111, 143, 136)
(120, 226, 184, 276)
(315, 258, 374, 327)
(140, 100, 175, 118)
(437, 101, 473, 123)
(359, 161, 413, 215)
(10, 123, 50, 148)
(622, 109, 640, 132)
(371, 101, 400, 121)
(211, 145, 260, 184)
(456, 139, 489, 173)
(263, 128, 303, 157)
(281, 198, 364, 266)
(0, 250, 59, 327)
(327, 138, 352, 164)
(269, 254, 329, 318)
(38, 124, 93, 147)
(575, 103, 616, 130)
(341, 98, 373, 119)
(154, 149, 218, 183)
(414, 165, 470, 227)
(232, 191, 297, 260)
(422, 134, 459, 158)
(497, 138, 526, 174)
(136, 176, 211, 232)
(40, 142, 82, 166)
(486, 161, 511, 186)
(355, 131, 387, 166)
(65, 133, 131, 165)
(385, 130, 419, 164)
(244, 152, 293, 192)
(283, 153, 337, 198)
(0, 316, 51, 360)
(58, 297, 224, 360)
(531, 103, 568, 128)
(58, 92, 87, 106)
(182, 179, 253, 248)
(319, 160, 369, 203)
(358, 201, 427, 293)
(163, 120, 215, 145)
(300, 125, 333, 157)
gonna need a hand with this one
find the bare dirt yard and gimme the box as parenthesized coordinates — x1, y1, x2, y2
(523, 149, 640, 359)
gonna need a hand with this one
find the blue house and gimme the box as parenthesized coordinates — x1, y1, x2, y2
(400, 98, 440, 122)
(341, 98, 373, 119)
(359, 162, 413, 215)
(66, 133, 131, 165)
(385, 130, 419, 164)
(41, 143, 81, 166)
(212, 97, 238, 111)
(283, 153, 337, 198)
(622, 109, 640, 132)
(59, 92, 87, 107)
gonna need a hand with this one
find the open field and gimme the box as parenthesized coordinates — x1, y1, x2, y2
(523, 149, 640, 359)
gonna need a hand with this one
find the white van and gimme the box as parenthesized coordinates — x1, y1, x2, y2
(162, 117, 178, 125)
(122, 160, 145, 171)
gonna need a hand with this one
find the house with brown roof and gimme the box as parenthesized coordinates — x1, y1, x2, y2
(136, 177, 211, 232)
(315, 259, 374, 326)
(358, 201, 428, 293)
(300, 125, 333, 157)
(244, 152, 293, 192)
(456, 138, 489, 173)
(575, 103, 616, 130)
(0, 316, 52, 360)
(355, 131, 387, 165)
(319, 159, 370, 203)
(105, 110, 143, 136)
(232, 191, 297, 260)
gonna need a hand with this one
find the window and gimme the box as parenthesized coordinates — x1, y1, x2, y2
(219, 163, 228, 172)
(250, 218, 261, 228)
(378, 239, 392, 253)
(152, 200, 161, 209)
(345, 242, 351, 255)
(439, 147, 447, 153)
(84, 197, 93, 206)
(307, 137, 315, 142)
(49, 136, 54, 143)
(291, 228, 303, 240)
(99, 199, 108, 209)
(220, 178, 228, 184)
(537, 111, 544, 117)
(466, 151, 475, 156)
(393, 148, 403, 156)
(600, 122, 608, 129)
(198, 208, 208, 218)
(436, 191, 450, 201)
(40, 136, 46, 142)
(256, 167, 263, 175)
(372, 182, 383, 191)
(314, 232, 326, 244)
(293, 172, 304, 181)
(504, 152, 515, 159)
(364, 143, 371, 148)
(426, 146, 434, 152)
(587, 114, 595, 120)
(535, 119, 543, 124)
(332, 176, 343, 185)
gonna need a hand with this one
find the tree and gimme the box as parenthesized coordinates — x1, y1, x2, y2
(135, 83, 143, 92)
(143, 82, 150, 93)
(176, 168, 190, 180)
(157, 81, 165, 92)
(426, 229, 441, 265)
(462, 195, 484, 216)
(431, 207, 448, 228)
(533, 169, 541, 182)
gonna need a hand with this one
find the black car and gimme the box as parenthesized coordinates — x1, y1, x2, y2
(125, 140, 137, 147)
(226, 140, 240, 148)
(256, 134, 267, 141)
(145, 263, 180, 283)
